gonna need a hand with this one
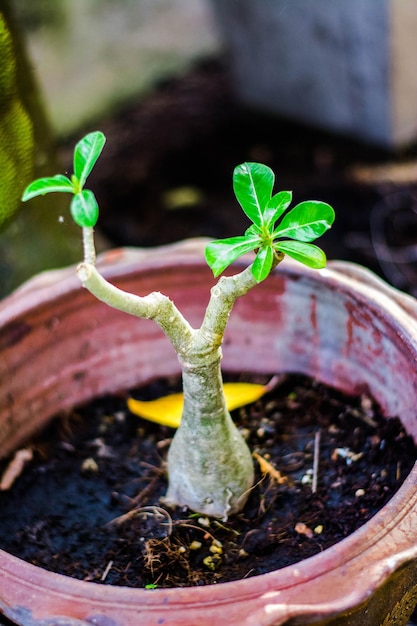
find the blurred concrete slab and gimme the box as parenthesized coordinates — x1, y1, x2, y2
(210, 0, 417, 148)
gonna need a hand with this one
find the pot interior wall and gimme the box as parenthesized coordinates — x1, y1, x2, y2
(225, 266, 417, 440)
(1, 254, 417, 459)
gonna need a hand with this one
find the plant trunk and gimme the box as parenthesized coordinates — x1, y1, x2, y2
(76, 252, 261, 519)
(164, 350, 254, 519)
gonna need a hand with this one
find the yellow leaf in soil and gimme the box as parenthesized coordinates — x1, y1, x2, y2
(127, 382, 267, 429)
(222, 382, 266, 411)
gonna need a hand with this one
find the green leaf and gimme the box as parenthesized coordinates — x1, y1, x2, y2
(263, 190, 292, 228)
(233, 162, 274, 227)
(252, 245, 274, 282)
(73, 131, 106, 189)
(273, 201, 335, 242)
(21, 175, 73, 201)
(70, 190, 99, 227)
(205, 235, 260, 277)
(274, 240, 327, 268)
(245, 224, 262, 237)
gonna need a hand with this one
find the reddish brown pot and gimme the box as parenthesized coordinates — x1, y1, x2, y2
(1, 239, 417, 626)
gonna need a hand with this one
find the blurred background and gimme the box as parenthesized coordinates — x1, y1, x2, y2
(1, 0, 417, 299)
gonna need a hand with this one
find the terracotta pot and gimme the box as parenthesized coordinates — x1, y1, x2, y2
(1, 239, 417, 626)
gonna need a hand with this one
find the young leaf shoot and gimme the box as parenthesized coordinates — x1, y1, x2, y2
(205, 162, 335, 282)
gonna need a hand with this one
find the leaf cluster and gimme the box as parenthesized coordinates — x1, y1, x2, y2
(22, 135, 334, 283)
(205, 162, 335, 282)
(22, 132, 105, 228)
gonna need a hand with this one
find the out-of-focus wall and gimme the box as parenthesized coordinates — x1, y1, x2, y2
(209, 0, 417, 148)
(14, 0, 220, 136)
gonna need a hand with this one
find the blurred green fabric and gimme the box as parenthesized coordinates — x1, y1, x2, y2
(0, 10, 33, 229)
(0, 1, 81, 296)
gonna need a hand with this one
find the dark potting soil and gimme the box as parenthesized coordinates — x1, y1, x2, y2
(0, 373, 415, 589)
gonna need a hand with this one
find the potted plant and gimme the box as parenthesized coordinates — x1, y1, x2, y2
(0, 133, 417, 625)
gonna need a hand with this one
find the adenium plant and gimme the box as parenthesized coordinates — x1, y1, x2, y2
(22, 131, 334, 520)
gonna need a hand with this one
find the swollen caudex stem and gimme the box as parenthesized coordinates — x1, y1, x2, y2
(164, 266, 270, 519)
(22, 132, 335, 518)
(77, 228, 277, 519)
(164, 351, 254, 519)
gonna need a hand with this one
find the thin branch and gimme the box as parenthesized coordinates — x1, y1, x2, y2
(76, 262, 195, 356)
(198, 265, 259, 345)
(199, 252, 283, 342)
(82, 226, 96, 265)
